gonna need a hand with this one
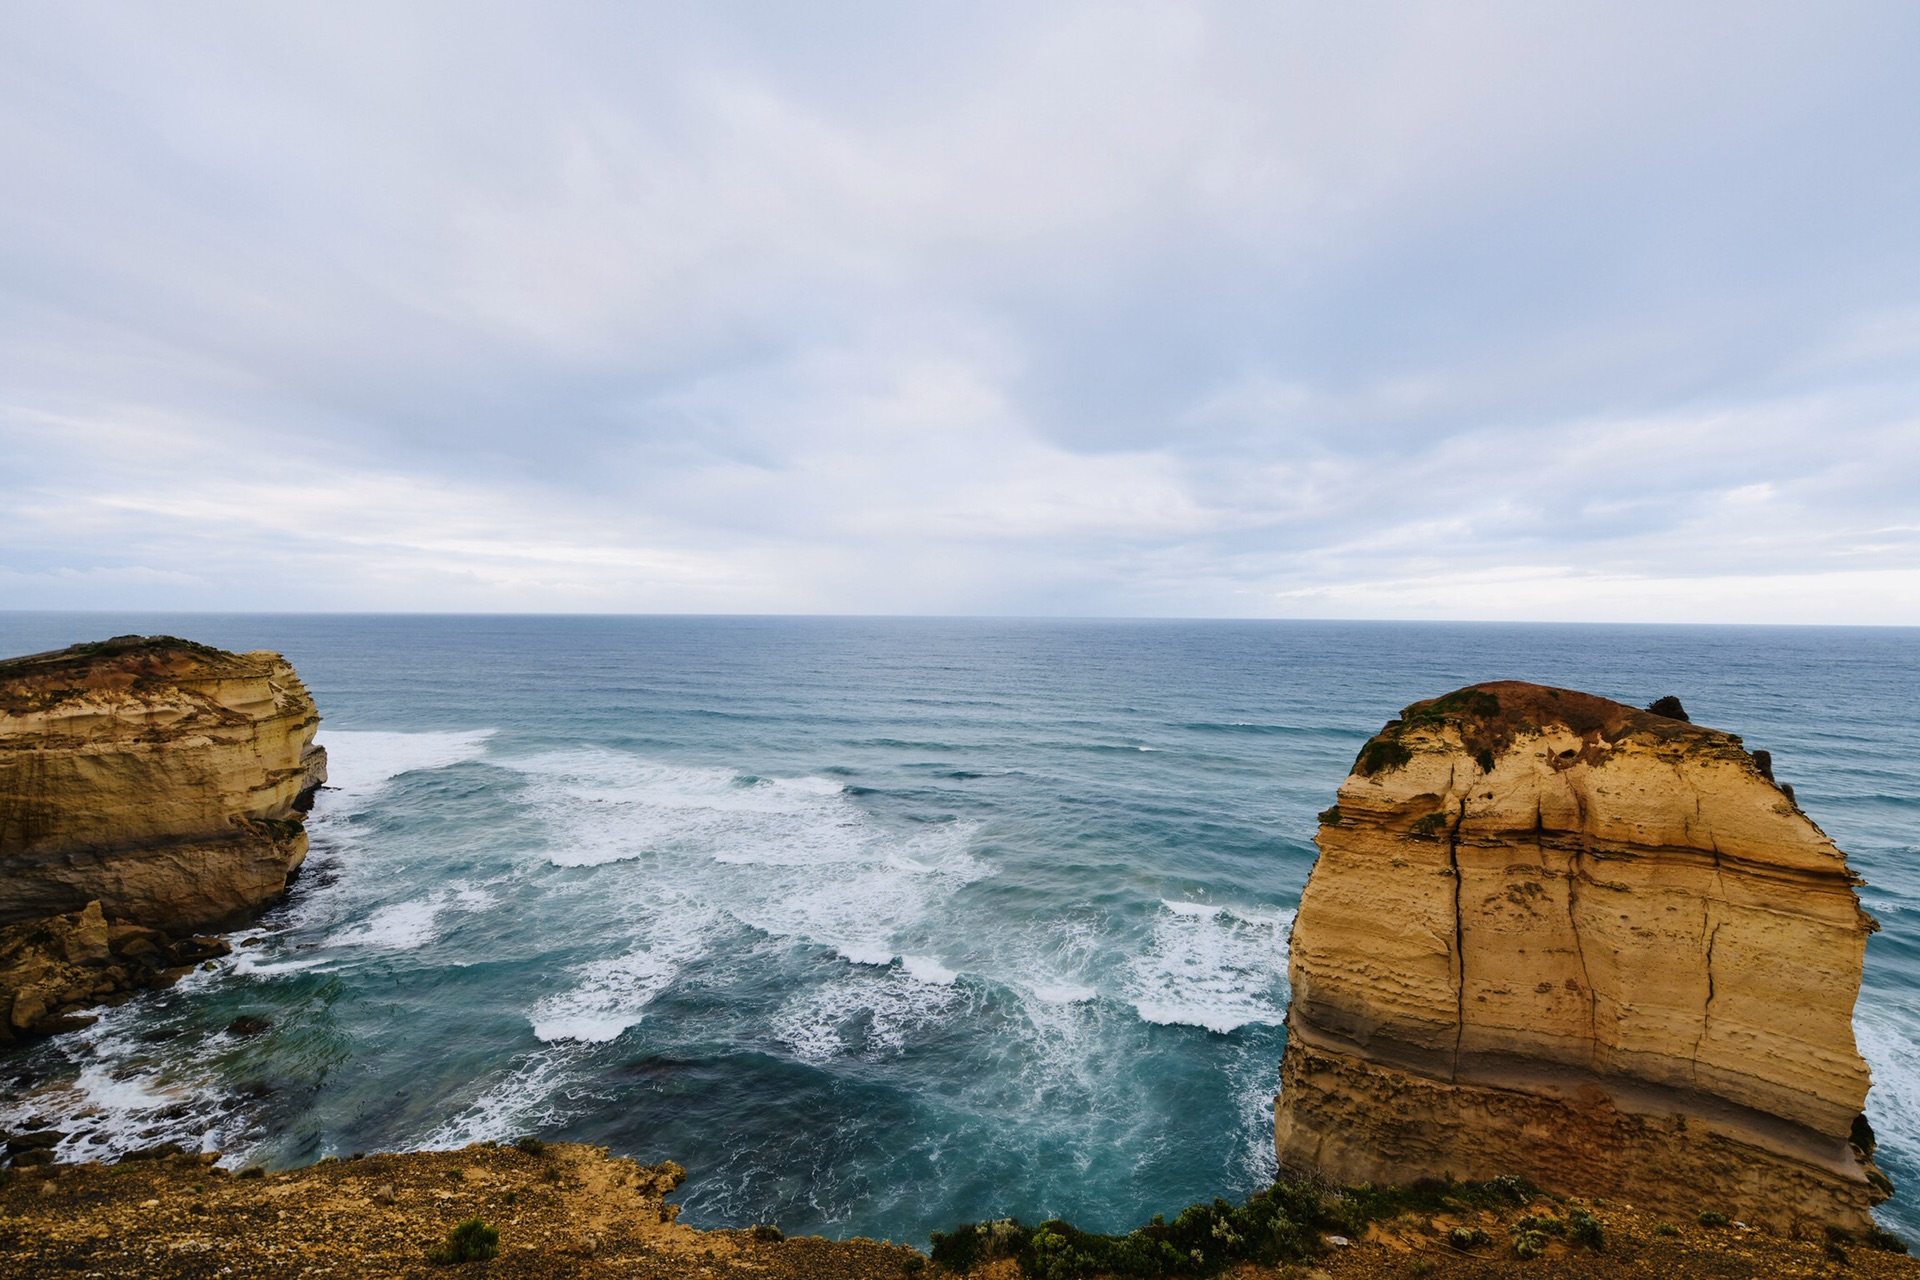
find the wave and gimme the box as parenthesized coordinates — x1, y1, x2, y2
(0, 964, 250, 1167)
(1127, 900, 1292, 1034)
(530, 904, 721, 1044)
(312, 728, 496, 804)
(420, 1045, 592, 1150)
(772, 967, 974, 1064)
(503, 750, 985, 968)
(1858, 1001, 1920, 1176)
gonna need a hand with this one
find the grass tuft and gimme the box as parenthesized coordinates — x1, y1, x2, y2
(427, 1217, 500, 1265)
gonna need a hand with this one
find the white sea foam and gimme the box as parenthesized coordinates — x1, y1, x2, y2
(313, 729, 496, 804)
(902, 955, 958, 986)
(772, 968, 971, 1064)
(529, 906, 718, 1043)
(0, 1005, 247, 1166)
(506, 750, 984, 965)
(327, 894, 450, 951)
(420, 1046, 588, 1149)
(1856, 1001, 1920, 1169)
(1127, 901, 1292, 1033)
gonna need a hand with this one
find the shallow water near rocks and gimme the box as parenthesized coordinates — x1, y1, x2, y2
(0, 615, 1915, 1243)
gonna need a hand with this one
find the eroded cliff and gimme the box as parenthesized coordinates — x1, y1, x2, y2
(1276, 682, 1887, 1233)
(0, 636, 326, 934)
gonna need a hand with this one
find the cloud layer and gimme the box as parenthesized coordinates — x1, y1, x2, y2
(4, 2, 1918, 620)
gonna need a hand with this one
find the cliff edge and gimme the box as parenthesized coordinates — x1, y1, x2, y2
(1275, 681, 1887, 1233)
(0, 637, 326, 1039)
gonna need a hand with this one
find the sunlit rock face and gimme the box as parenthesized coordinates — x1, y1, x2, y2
(0, 636, 326, 933)
(1276, 682, 1889, 1233)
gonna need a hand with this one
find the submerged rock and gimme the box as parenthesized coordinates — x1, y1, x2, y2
(1276, 681, 1887, 1233)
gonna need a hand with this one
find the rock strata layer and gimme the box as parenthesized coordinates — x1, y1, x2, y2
(1276, 682, 1888, 1233)
(0, 636, 324, 1038)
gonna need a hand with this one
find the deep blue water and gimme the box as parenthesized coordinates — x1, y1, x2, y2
(1, 615, 1916, 1243)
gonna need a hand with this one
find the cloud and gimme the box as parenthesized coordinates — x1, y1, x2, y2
(1, 2, 1917, 619)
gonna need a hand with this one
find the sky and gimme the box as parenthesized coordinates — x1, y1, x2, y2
(3, 2, 1918, 622)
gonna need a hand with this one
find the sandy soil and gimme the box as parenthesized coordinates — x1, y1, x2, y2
(0, 1142, 1912, 1279)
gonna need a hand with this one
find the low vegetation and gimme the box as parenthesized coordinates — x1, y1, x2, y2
(426, 1216, 499, 1265)
(931, 1174, 1542, 1278)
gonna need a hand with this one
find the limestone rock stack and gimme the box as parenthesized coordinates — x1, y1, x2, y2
(1276, 682, 1888, 1232)
(0, 637, 326, 1037)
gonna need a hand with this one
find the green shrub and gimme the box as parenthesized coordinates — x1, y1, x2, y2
(1697, 1211, 1729, 1229)
(427, 1217, 500, 1265)
(931, 1174, 1543, 1277)
(1652, 1222, 1679, 1237)
(1568, 1209, 1603, 1250)
(1355, 738, 1413, 776)
(1513, 1229, 1548, 1260)
(514, 1135, 546, 1156)
(749, 1224, 784, 1243)
(1446, 1227, 1489, 1251)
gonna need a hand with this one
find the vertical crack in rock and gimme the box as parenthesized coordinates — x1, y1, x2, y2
(1448, 796, 1466, 1079)
(1697, 915, 1722, 1075)
(1277, 680, 1888, 1234)
(1564, 844, 1598, 1056)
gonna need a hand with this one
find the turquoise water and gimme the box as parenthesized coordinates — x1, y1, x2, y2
(1, 615, 1916, 1242)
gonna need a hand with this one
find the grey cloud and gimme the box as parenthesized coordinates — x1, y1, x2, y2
(2, 2, 1918, 620)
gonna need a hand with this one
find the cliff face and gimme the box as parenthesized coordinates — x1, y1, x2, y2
(1276, 682, 1887, 1232)
(0, 636, 326, 933)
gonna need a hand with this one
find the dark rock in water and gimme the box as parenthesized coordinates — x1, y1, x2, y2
(226, 1015, 271, 1037)
(9, 1148, 55, 1167)
(40, 1013, 98, 1034)
(170, 937, 232, 965)
(7, 1130, 65, 1152)
(1646, 694, 1689, 721)
(118, 1141, 188, 1163)
(1753, 749, 1775, 781)
(1854, 1111, 1879, 1158)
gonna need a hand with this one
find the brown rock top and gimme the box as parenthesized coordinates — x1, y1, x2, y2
(0, 1143, 925, 1280)
(0, 635, 327, 932)
(1276, 681, 1888, 1233)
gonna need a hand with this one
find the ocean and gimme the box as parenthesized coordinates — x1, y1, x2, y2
(0, 615, 1915, 1243)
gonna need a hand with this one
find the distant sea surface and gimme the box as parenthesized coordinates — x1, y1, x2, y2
(1, 615, 1916, 1242)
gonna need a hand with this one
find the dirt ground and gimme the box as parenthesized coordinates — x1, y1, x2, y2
(0, 1143, 1913, 1279)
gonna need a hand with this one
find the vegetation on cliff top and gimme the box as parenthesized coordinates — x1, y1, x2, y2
(929, 1171, 1910, 1278)
(931, 1174, 1545, 1277)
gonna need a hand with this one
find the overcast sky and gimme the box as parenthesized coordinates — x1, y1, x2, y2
(3, 3, 1918, 621)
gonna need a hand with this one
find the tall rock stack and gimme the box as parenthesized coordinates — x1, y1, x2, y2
(0, 637, 327, 1039)
(1275, 682, 1888, 1233)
